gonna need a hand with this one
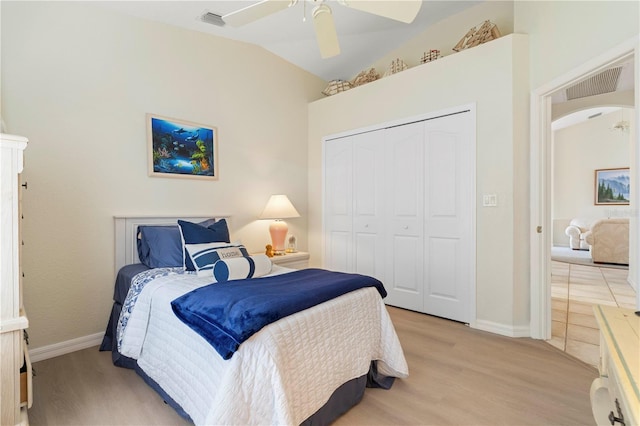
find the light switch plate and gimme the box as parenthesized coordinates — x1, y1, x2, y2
(483, 194, 497, 207)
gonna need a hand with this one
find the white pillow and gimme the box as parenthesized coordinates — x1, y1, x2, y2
(184, 242, 249, 277)
(213, 254, 273, 282)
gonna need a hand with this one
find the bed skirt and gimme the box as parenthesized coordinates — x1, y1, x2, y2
(102, 323, 391, 426)
(135, 362, 372, 426)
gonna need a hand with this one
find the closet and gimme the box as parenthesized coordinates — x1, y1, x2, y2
(1, 133, 31, 425)
(324, 108, 475, 323)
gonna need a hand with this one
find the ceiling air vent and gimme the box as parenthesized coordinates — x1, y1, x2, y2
(565, 67, 622, 100)
(201, 12, 225, 27)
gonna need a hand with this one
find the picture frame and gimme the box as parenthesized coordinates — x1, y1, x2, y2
(147, 113, 218, 180)
(594, 167, 629, 205)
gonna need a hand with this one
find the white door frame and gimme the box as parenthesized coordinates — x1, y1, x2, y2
(530, 36, 640, 339)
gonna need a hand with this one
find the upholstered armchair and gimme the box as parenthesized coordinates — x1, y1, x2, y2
(583, 218, 629, 265)
(564, 218, 592, 250)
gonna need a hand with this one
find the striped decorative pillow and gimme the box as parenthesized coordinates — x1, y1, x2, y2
(184, 242, 249, 277)
(213, 254, 273, 282)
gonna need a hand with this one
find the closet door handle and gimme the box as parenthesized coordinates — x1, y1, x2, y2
(21, 182, 28, 189)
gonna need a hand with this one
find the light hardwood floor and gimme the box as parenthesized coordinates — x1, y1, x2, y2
(28, 307, 597, 426)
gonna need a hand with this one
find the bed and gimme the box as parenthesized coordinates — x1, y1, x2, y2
(100, 216, 408, 425)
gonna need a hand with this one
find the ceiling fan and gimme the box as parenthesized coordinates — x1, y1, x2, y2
(222, 0, 422, 59)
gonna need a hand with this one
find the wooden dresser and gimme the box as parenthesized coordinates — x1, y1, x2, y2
(591, 305, 639, 426)
(0, 133, 31, 425)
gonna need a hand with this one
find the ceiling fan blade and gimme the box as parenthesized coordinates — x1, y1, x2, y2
(223, 0, 293, 27)
(342, 0, 422, 24)
(313, 4, 340, 58)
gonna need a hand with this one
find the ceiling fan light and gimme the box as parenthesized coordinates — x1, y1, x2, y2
(312, 3, 331, 19)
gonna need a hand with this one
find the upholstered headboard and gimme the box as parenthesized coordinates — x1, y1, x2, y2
(114, 215, 231, 275)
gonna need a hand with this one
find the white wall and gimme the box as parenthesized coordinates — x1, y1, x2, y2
(553, 109, 634, 246)
(1, 1, 326, 349)
(308, 34, 531, 334)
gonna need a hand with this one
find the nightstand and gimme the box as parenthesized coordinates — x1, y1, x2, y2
(269, 251, 309, 270)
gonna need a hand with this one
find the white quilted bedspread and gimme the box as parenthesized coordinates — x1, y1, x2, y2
(118, 267, 409, 425)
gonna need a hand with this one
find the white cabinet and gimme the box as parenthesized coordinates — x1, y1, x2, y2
(323, 109, 475, 323)
(0, 133, 30, 426)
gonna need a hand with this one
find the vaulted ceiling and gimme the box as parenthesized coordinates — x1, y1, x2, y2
(95, 0, 481, 81)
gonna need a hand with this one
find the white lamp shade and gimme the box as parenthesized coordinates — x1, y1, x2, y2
(259, 195, 300, 220)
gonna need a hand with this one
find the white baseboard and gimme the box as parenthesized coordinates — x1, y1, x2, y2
(474, 319, 531, 338)
(29, 332, 104, 363)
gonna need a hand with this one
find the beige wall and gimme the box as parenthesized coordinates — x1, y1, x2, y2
(514, 1, 639, 90)
(308, 34, 531, 333)
(1, 1, 326, 349)
(553, 109, 634, 246)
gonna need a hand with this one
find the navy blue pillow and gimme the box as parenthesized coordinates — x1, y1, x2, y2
(178, 219, 231, 271)
(136, 218, 221, 268)
(137, 226, 183, 268)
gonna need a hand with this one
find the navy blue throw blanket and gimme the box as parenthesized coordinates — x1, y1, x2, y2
(171, 268, 386, 360)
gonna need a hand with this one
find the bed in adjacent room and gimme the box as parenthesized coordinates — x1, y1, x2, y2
(100, 216, 408, 425)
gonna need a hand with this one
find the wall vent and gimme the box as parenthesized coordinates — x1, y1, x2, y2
(565, 67, 622, 100)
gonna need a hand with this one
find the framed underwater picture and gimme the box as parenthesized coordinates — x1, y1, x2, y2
(147, 114, 218, 180)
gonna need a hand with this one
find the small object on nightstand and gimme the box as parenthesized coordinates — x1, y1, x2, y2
(265, 244, 274, 258)
(286, 235, 297, 253)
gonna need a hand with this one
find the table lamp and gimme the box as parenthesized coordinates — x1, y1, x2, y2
(259, 195, 300, 255)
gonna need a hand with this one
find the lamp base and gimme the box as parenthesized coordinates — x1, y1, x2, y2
(269, 220, 288, 255)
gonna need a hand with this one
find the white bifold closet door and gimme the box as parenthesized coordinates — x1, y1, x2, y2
(324, 110, 474, 324)
(324, 130, 386, 281)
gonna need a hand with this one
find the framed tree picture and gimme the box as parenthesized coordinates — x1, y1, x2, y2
(147, 114, 218, 180)
(595, 168, 629, 205)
